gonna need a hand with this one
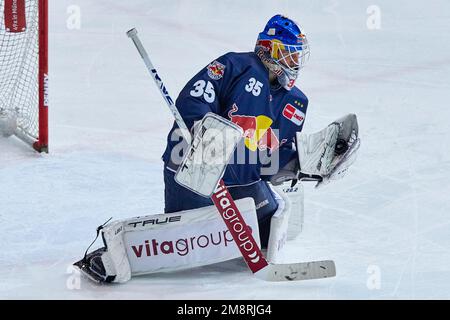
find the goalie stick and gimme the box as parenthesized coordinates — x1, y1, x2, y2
(126, 28, 336, 282)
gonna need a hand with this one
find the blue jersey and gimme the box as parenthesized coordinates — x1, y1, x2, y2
(162, 52, 308, 186)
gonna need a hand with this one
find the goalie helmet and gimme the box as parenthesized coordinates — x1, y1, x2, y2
(255, 14, 310, 90)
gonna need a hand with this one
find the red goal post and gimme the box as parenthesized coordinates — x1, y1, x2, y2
(0, 0, 48, 152)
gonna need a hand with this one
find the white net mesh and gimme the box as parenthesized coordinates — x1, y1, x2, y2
(0, 0, 39, 140)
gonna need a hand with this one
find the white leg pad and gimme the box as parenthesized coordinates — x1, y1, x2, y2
(101, 222, 132, 283)
(93, 197, 259, 282)
(267, 182, 305, 262)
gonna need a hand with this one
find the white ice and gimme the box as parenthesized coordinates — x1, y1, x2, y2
(1, 0, 450, 299)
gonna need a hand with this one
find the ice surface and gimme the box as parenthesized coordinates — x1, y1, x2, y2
(1, 0, 450, 299)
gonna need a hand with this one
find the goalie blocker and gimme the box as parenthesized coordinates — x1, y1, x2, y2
(74, 184, 303, 283)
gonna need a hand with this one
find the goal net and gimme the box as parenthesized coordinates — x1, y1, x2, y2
(0, 0, 48, 152)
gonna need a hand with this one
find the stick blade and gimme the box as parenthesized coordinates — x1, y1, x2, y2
(257, 260, 336, 282)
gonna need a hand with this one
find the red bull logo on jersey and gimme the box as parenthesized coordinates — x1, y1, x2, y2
(282, 103, 305, 126)
(207, 60, 226, 80)
(228, 104, 279, 152)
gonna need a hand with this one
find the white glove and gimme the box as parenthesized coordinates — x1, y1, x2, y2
(296, 114, 360, 187)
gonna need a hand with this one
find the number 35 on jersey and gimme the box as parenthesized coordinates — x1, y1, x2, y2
(245, 77, 263, 97)
(190, 80, 216, 103)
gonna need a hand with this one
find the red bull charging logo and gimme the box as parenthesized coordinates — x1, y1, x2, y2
(207, 60, 226, 80)
(228, 104, 279, 152)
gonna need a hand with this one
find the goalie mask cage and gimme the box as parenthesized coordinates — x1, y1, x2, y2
(0, 0, 48, 152)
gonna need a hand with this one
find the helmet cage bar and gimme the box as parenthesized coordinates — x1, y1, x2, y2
(271, 39, 310, 80)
